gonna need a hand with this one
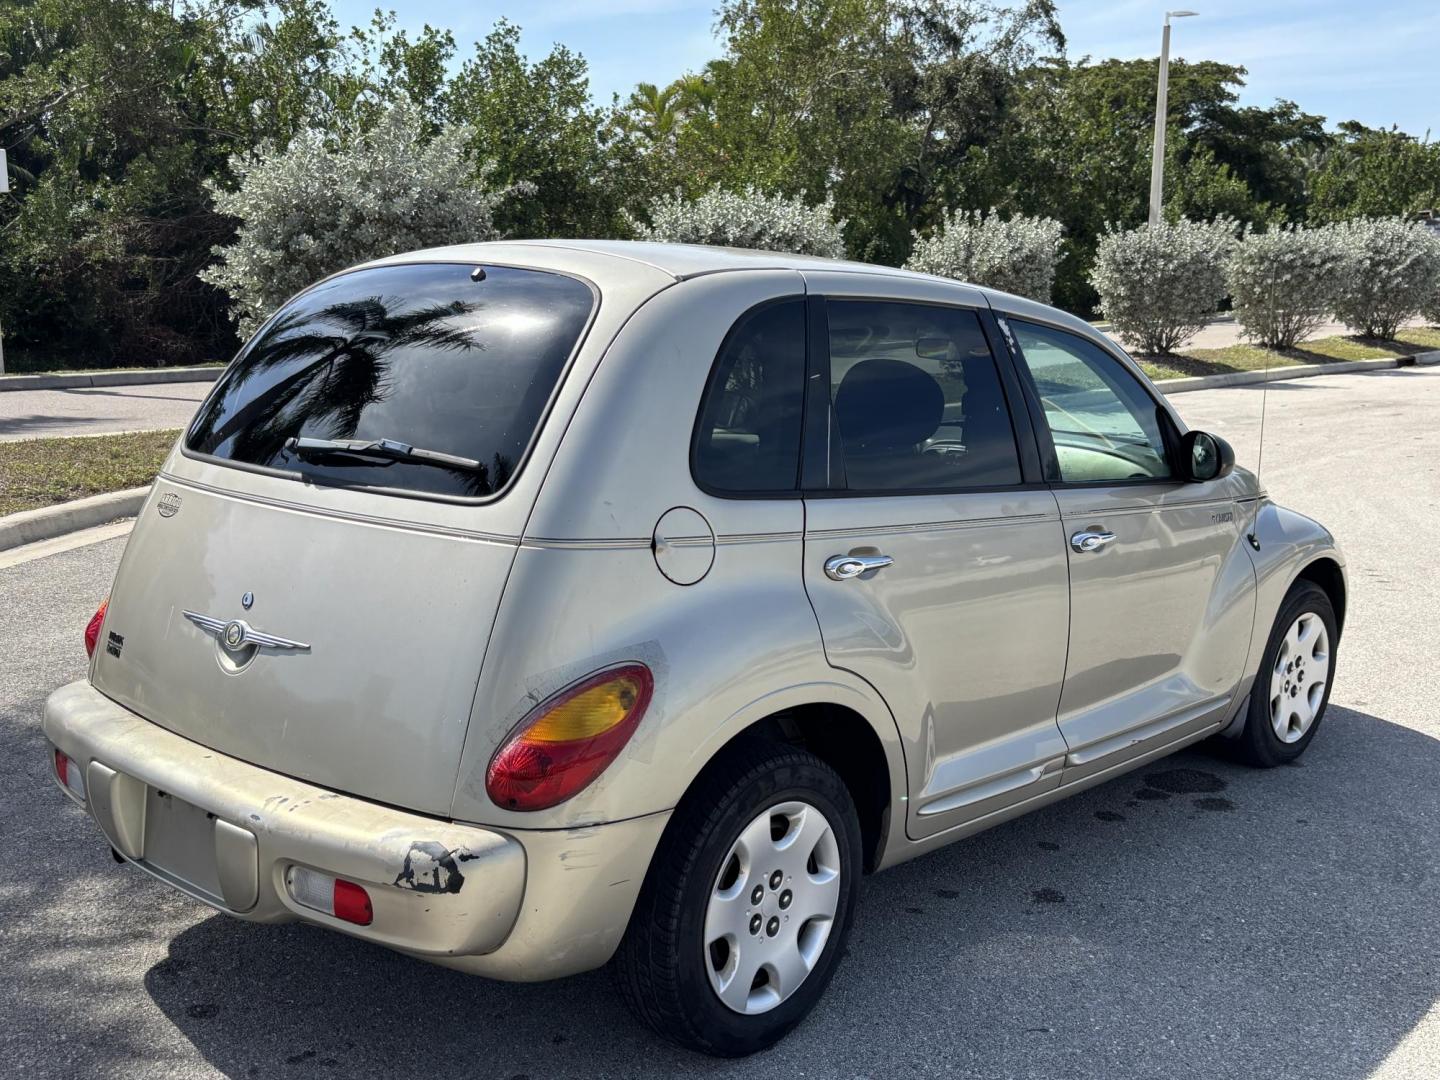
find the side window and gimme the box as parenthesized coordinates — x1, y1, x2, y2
(827, 301, 1022, 491)
(1008, 320, 1172, 483)
(692, 299, 806, 494)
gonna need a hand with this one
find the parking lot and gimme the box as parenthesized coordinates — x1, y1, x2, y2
(2, 365, 1437, 1079)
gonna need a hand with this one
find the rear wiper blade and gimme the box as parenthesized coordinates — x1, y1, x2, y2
(283, 436, 484, 473)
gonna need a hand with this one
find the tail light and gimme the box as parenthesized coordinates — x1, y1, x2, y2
(84, 598, 109, 658)
(54, 749, 87, 801)
(486, 663, 654, 811)
(286, 866, 374, 926)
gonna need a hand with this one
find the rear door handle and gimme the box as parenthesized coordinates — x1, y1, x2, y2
(1070, 530, 1117, 553)
(824, 554, 894, 580)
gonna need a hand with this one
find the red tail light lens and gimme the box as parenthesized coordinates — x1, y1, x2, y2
(332, 879, 374, 926)
(84, 598, 109, 658)
(486, 663, 654, 811)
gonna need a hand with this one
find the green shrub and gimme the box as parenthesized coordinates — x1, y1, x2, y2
(1089, 218, 1238, 355)
(631, 186, 846, 258)
(201, 103, 511, 338)
(904, 210, 1064, 302)
(1328, 217, 1440, 339)
(1227, 225, 1344, 349)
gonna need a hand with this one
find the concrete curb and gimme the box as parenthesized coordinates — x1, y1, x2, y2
(0, 367, 222, 393)
(1157, 350, 1440, 395)
(0, 486, 151, 552)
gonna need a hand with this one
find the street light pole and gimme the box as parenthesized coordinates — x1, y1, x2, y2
(1148, 10, 1198, 226)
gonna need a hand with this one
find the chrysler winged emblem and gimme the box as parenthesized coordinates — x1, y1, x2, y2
(183, 611, 310, 652)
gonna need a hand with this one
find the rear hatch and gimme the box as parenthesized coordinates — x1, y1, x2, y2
(90, 260, 598, 816)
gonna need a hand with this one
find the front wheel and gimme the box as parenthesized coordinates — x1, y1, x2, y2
(1231, 579, 1338, 767)
(612, 740, 862, 1056)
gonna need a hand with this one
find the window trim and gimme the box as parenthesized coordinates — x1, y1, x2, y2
(1000, 314, 1184, 488)
(801, 296, 1042, 498)
(688, 293, 810, 501)
(178, 260, 602, 507)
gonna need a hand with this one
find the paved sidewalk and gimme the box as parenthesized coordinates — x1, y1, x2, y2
(0, 382, 210, 442)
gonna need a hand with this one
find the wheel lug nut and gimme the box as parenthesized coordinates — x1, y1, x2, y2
(749, 914, 762, 935)
(769, 870, 783, 890)
(750, 884, 764, 905)
(779, 890, 792, 910)
(766, 916, 780, 937)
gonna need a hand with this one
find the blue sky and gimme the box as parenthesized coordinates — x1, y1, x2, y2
(331, 0, 1438, 137)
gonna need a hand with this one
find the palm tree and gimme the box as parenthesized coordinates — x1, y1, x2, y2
(626, 81, 684, 146)
(193, 293, 483, 466)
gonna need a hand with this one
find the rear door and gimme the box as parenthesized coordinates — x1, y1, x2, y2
(1000, 316, 1256, 780)
(798, 275, 1071, 840)
(91, 261, 603, 815)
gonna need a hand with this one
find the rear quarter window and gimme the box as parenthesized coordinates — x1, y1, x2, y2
(186, 263, 595, 500)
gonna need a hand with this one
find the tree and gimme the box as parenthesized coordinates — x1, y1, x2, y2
(1309, 124, 1440, 223)
(199, 103, 511, 337)
(442, 20, 626, 239)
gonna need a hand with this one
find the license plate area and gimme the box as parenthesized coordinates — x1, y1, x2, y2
(141, 789, 225, 905)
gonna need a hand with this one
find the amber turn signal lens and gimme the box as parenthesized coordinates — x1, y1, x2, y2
(486, 664, 654, 812)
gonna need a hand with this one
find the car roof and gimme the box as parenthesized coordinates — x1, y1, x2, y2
(361, 238, 1107, 345)
(367, 238, 933, 283)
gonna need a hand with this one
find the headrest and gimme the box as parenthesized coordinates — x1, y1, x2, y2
(834, 358, 944, 453)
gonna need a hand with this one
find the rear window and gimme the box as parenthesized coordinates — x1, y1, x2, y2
(187, 263, 595, 499)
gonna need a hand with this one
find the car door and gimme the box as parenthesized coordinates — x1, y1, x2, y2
(798, 274, 1071, 841)
(1000, 315, 1257, 781)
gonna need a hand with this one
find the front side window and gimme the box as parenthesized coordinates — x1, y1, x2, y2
(827, 301, 1021, 491)
(692, 299, 807, 494)
(1008, 320, 1172, 483)
(187, 263, 595, 499)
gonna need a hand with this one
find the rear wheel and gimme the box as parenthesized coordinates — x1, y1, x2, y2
(1231, 580, 1337, 767)
(612, 740, 862, 1056)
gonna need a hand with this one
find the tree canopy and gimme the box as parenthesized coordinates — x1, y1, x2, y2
(1, 0, 1435, 368)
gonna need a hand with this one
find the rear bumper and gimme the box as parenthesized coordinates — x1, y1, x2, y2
(43, 680, 667, 981)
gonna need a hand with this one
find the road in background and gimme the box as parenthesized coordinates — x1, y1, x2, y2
(0, 382, 210, 442)
(2, 366, 1437, 1078)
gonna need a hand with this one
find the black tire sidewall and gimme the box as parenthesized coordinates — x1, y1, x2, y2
(1243, 581, 1338, 765)
(671, 755, 862, 1054)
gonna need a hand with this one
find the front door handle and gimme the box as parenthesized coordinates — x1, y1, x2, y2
(1070, 530, 1117, 554)
(824, 553, 894, 581)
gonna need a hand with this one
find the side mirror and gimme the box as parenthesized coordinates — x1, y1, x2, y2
(1180, 430, 1235, 483)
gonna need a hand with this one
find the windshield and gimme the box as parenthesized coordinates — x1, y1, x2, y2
(186, 262, 595, 499)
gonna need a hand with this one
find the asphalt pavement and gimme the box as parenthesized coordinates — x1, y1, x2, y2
(0, 382, 211, 442)
(1, 366, 1437, 1078)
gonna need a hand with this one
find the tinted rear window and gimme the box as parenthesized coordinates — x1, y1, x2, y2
(187, 263, 594, 499)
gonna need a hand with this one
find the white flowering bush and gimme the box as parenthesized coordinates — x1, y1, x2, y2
(1328, 217, 1440, 339)
(631, 186, 846, 258)
(201, 103, 511, 338)
(1226, 225, 1344, 349)
(1089, 218, 1238, 355)
(904, 210, 1064, 302)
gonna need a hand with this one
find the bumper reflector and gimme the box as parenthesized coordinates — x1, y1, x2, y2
(54, 749, 87, 801)
(285, 865, 373, 926)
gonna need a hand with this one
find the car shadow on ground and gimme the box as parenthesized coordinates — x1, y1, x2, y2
(134, 705, 1437, 1079)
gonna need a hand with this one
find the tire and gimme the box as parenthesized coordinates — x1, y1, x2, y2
(1230, 579, 1338, 767)
(612, 738, 863, 1057)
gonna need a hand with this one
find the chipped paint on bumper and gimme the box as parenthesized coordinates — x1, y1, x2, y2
(43, 680, 669, 981)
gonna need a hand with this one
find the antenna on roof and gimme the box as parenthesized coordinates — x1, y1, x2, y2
(1247, 265, 1275, 550)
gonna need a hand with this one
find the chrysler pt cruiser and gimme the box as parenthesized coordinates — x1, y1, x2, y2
(45, 241, 1344, 1056)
